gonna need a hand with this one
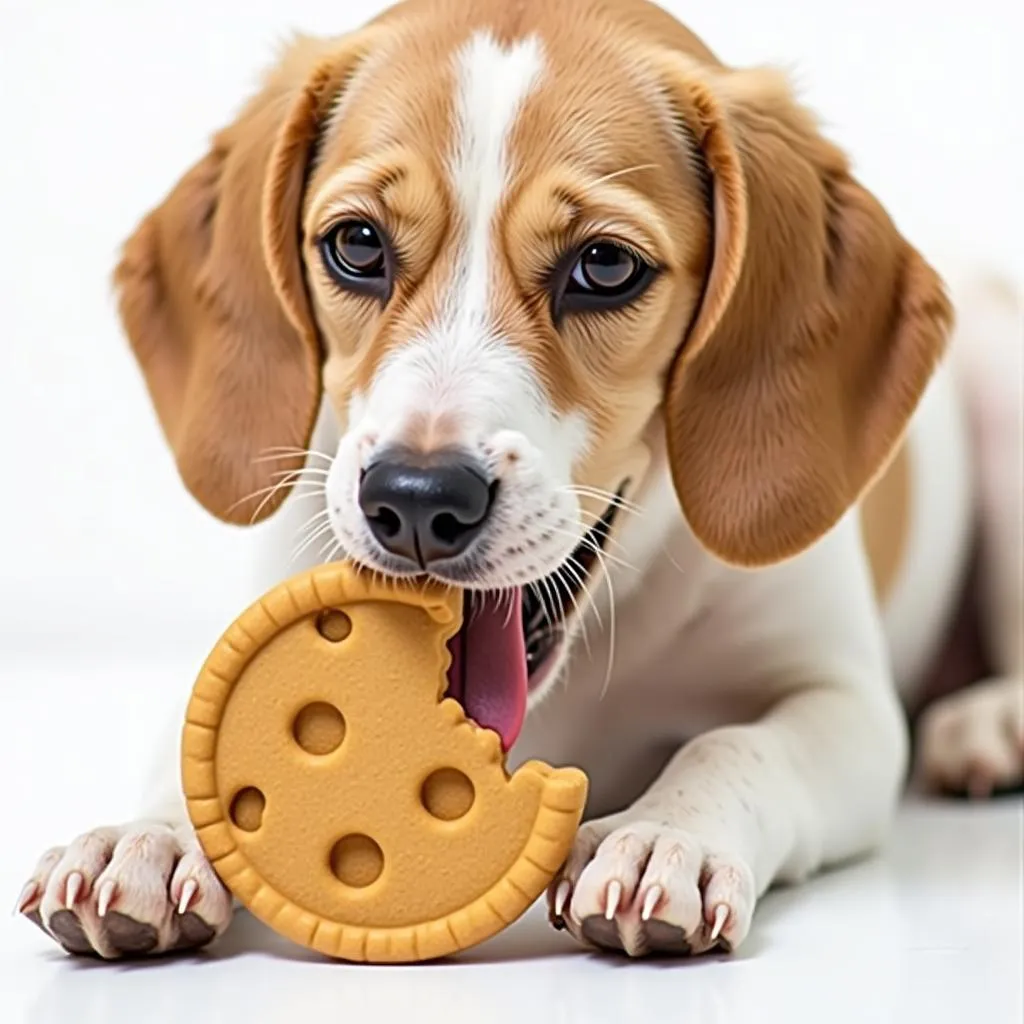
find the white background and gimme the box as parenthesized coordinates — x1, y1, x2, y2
(0, 0, 1021, 660)
(0, 4, 1020, 1022)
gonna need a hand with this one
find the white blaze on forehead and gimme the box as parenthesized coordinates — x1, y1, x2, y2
(354, 31, 588, 476)
(445, 31, 543, 334)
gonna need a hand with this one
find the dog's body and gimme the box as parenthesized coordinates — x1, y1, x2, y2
(19, 0, 1022, 961)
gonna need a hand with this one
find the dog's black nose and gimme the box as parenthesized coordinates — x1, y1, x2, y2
(358, 451, 495, 567)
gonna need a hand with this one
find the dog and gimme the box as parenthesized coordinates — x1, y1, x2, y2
(17, 0, 1022, 961)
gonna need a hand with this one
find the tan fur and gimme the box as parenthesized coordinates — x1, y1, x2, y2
(861, 445, 911, 600)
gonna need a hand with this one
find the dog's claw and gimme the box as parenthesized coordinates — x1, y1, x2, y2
(177, 879, 198, 916)
(710, 903, 729, 942)
(64, 872, 84, 909)
(604, 880, 622, 920)
(97, 880, 117, 918)
(554, 879, 571, 919)
(640, 885, 662, 922)
(14, 882, 37, 916)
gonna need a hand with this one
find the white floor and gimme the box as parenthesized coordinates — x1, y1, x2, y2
(3, 659, 1022, 1024)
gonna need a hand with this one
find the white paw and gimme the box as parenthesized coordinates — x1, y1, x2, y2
(917, 676, 1024, 798)
(548, 818, 756, 957)
(16, 822, 233, 959)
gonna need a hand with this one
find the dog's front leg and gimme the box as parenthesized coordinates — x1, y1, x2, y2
(550, 518, 908, 957)
(17, 704, 234, 959)
(551, 684, 907, 956)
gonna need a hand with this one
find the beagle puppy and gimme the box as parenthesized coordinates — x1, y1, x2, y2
(18, 0, 1022, 960)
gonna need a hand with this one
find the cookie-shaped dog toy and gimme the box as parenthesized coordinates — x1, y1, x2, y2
(181, 562, 588, 963)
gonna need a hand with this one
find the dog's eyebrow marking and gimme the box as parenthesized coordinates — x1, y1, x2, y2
(445, 31, 544, 337)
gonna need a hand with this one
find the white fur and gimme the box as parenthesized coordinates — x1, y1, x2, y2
(447, 33, 543, 338)
(882, 359, 974, 698)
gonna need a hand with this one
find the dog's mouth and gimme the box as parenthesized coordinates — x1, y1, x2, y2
(444, 495, 621, 752)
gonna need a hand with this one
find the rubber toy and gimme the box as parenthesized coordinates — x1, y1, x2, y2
(181, 561, 588, 962)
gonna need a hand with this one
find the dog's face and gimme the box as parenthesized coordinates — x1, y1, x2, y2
(304, 26, 706, 580)
(115, 0, 950, 738)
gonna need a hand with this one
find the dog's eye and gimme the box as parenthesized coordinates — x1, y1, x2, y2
(322, 221, 385, 277)
(571, 243, 642, 293)
(319, 220, 390, 296)
(556, 240, 655, 318)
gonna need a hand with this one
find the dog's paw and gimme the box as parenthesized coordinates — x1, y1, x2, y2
(548, 818, 756, 957)
(16, 822, 232, 959)
(917, 675, 1024, 794)
(917, 676, 1024, 798)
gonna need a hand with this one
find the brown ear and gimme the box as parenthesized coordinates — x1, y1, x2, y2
(659, 61, 953, 565)
(114, 33, 377, 524)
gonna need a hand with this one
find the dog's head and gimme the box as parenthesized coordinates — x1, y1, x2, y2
(115, 0, 951, 744)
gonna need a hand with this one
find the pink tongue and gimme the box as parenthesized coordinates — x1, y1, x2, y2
(446, 589, 527, 751)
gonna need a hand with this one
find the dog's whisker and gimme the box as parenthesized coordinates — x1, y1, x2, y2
(556, 542, 618, 697)
(562, 486, 644, 517)
(563, 499, 640, 528)
(524, 579, 548, 635)
(236, 482, 326, 509)
(542, 555, 595, 656)
(525, 578, 546, 622)
(546, 525, 635, 574)
(558, 554, 599, 617)
(572, 522, 631, 559)
(567, 517, 636, 565)
(292, 504, 331, 532)
(558, 559, 597, 659)
(570, 499, 638, 530)
(658, 543, 688, 577)
(291, 521, 335, 564)
(562, 518, 631, 561)
(254, 483, 325, 511)
(555, 587, 591, 660)
(549, 571, 573, 640)
(563, 554, 605, 634)
(537, 571, 566, 639)
(292, 520, 331, 556)
(502, 585, 518, 630)
(268, 467, 332, 480)
(561, 481, 644, 507)
(225, 480, 292, 518)
(244, 470, 304, 493)
(571, 501, 633, 522)
(251, 453, 333, 467)
(255, 446, 335, 464)
(294, 508, 331, 536)
(320, 536, 345, 564)
(225, 474, 327, 523)
(590, 544, 618, 701)
(234, 467, 313, 495)
(573, 532, 635, 573)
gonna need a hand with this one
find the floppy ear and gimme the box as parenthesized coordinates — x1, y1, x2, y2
(114, 33, 377, 524)
(658, 60, 952, 566)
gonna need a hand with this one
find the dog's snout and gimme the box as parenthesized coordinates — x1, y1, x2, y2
(358, 451, 495, 567)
